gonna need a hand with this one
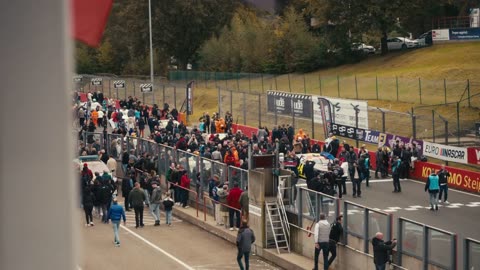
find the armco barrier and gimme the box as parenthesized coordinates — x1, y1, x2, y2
(232, 124, 480, 194)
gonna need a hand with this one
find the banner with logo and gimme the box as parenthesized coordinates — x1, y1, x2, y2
(423, 141, 468, 164)
(186, 81, 194, 115)
(312, 96, 369, 129)
(411, 162, 480, 194)
(449, 28, 480, 40)
(377, 133, 423, 155)
(467, 147, 480, 165)
(267, 91, 312, 119)
(330, 123, 365, 140)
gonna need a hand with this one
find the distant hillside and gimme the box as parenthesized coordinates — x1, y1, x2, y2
(310, 42, 480, 80)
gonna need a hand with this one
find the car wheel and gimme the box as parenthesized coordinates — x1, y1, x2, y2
(401, 44, 407, 50)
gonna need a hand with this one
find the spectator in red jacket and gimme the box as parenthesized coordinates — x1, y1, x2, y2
(227, 182, 243, 231)
(179, 169, 191, 208)
(224, 149, 236, 166)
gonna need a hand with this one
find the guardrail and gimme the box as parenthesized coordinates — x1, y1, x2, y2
(203, 196, 242, 225)
(397, 217, 457, 270)
(343, 200, 393, 254)
(464, 237, 480, 269)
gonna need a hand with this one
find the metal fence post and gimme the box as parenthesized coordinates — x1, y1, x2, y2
(396, 76, 399, 101)
(261, 74, 264, 93)
(214, 71, 217, 88)
(311, 101, 315, 139)
(432, 110, 436, 142)
(162, 85, 165, 104)
(124, 83, 127, 100)
(230, 89, 233, 115)
(456, 102, 460, 144)
(303, 74, 306, 94)
(243, 92, 246, 125)
(364, 209, 369, 253)
(375, 75, 379, 100)
(174, 86, 177, 108)
(467, 79, 471, 107)
(133, 81, 136, 97)
(355, 75, 358, 99)
(288, 73, 292, 92)
(116, 86, 119, 99)
(451, 234, 457, 270)
(342, 201, 348, 245)
(444, 78, 447, 104)
(108, 79, 111, 98)
(217, 87, 221, 115)
(337, 75, 340, 97)
(258, 94, 261, 127)
(423, 226, 429, 270)
(297, 187, 303, 227)
(397, 218, 403, 266)
(319, 75, 322, 96)
(418, 78, 422, 104)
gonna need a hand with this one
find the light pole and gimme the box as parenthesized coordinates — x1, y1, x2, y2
(351, 104, 360, 148)
(147, 0, 154, 104)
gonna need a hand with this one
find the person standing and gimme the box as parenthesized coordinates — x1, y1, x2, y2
(128, 182, 146, 228)
(179, 169, 191, 208)
(217, 184, 229, 227)
(162, 192, 174, 226)
(149, 181, 162, 226)
(347, 148, 360, 198)
(375, 147, 384, 179)
(372, 232, 397, 270)
(121, 173, 134, 211)
(236, 220, 256, 270)
(438, 165, 451, 204)
(82, 186, 95, 227)
(227, 182, 243, 231)
(425, 170, 440, 211)
(107, 197, 126, 247)
(328, 215, 344, 268)
(313, 213, 331, 270)
(391, 156, 402, 193)
(239, 186, 249, 222)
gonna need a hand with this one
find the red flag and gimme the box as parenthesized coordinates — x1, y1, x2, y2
(71, 0, 113, 47)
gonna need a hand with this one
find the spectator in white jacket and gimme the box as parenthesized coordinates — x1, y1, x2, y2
(313, 213, 331, 270)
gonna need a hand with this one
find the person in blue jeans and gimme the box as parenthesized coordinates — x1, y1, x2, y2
(236, 220, 255, 270)
(313, 213, 331, 270)
(108, 197, 126, 247)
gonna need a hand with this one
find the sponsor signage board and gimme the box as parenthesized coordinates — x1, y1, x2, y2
(412, 162, 480, 194)
(423, 141, 468, 164)
(449, 27, 480, 40)
(312, 96, 369, 129)
(432, 29, 450, 41)
(267, 91, 312, 119)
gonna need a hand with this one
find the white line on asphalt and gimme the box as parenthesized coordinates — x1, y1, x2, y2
(121, 225, 195, 270)
(405, 179, 480, 198)
(345, 179, 393, 184)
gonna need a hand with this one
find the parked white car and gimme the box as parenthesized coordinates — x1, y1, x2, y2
(414, 31, 433, 47)
(352, 43, 376, 54)
(387, 37, 419, 50)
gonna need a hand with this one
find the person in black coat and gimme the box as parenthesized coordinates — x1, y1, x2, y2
(82, 186, 96, 226)
(328, 215, 344, 267)
(372, 232, 397, 270)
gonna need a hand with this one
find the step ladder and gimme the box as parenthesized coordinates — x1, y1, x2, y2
(265, 201, 290, 254)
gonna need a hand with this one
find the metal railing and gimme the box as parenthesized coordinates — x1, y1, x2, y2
(397, 217, 457, 270)
(464, 237, 480, 269)
(343, 201, 393, 255)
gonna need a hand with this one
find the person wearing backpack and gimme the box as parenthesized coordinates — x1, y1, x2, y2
(121, 173, 134, 211)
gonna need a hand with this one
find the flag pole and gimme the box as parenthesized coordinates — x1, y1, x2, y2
(148, 0, 154, 104)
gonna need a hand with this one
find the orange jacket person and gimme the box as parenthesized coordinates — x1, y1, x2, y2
(91, 110, 99, 127)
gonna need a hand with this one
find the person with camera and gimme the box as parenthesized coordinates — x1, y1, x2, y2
(438, 165, 451, 204)
(372, 232, 397, 270)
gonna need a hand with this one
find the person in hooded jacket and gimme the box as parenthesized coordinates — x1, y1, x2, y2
(425, 170, 440, 211)
(313, 213, 331, 270)
(82, 186, 95, 227)
(372, 232, 397, 270)
(236, 220, 256, 270)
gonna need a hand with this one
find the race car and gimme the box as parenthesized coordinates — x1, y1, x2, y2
(74, 155, 117, 182)
(296, 153, 331, 179)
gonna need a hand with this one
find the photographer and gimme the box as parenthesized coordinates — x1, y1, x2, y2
(372, 232, 397, 270)
(438, 165, 451, 204)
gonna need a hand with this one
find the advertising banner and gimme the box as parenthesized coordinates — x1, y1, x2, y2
(378, 133, 423, 155)
(330, 123, 365, 140)
(423, 141, 468, 164)
(411, 162, 480, 194)
(267, 91, 312, 119)
(312, 95, 369, 129)
(432, 29, 450, 41)
(467, 147, 480, 165)
(449, 28, 480, 40)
